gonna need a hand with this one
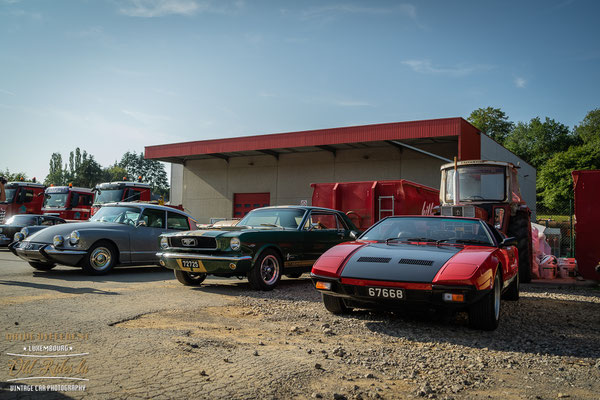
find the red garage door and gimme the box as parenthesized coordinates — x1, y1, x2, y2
(233, 193, 270, 218)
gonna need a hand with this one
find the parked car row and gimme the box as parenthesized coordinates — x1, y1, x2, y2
(6, 202, 520, 330)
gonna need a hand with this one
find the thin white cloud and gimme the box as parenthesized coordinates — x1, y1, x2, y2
(122, 109, 171, 125)
(514, 77, 527, 88)
(302, 3, 417, 20)
(401, 59, 493, 77)
(0, 88, 15, 95)
(336, 100, 372, 107)
(118, 0, 244, 18)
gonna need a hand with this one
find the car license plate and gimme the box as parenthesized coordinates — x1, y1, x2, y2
(180, 259, 200, 271)
(367, 287, 404, 299)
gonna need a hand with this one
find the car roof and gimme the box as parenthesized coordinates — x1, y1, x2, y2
(252, 205, 343, 213)
(102, 202, 193, 217)
(380, 215, 484, 222)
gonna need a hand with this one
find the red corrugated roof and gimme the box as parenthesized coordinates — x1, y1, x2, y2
(145, 117, 479, 160)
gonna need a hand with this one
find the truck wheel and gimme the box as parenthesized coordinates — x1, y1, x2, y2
(322, 294, 352, 314)
(28, 261, 56, 271)
(82, 241, 117, 276)
(508, 212, 532, 283)
(174, 270, 207, 286)
(248, 249, 281, 291)
(468, 271, 501, 331)
(502, 270, 519, 301)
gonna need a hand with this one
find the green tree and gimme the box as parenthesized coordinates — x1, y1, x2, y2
(503, 117, 580, 169)
(538, 141, 600, 211)
(102, 164, 129, 182)
(119, 151, 169, 199)
(467, 107, 514, 144)
(72, 156, 104, 188)
(574, 108, 600, 144)
(45, 153, 67, 186)
(0, 168, 29, 182)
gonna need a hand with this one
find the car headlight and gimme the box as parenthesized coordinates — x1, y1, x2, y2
(53, 235, 64, 247)
(21, 227, 29, 238)
(160, 236, 169, 249)
(69, 230, 80, 245)
(13, 232, 25, 242)
(230, 237, 241, 251)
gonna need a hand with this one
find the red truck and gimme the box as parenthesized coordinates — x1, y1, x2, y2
(311, 180, 440, 231)
(42, 185, 95, 221)
(0, 181, 46, 223)
(91, 181, 152, 215)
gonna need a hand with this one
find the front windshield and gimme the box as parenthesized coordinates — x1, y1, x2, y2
(445, 166, 506, 202)
(94, 189, 124, 205)
(238, 209, 306, 229)
(2, 189, 17, 204)
(5, 215, 38, 226)
(361, 217, 494, 246)
(89, 206, 141, 225)
(44, 193, 68, 208)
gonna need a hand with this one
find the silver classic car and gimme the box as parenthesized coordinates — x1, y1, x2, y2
(10, 203, 196, 275)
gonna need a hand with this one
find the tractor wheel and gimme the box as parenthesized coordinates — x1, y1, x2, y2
(508, 212, 532, 283)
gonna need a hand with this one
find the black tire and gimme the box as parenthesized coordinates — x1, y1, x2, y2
(247, 249, 282, 291)
(469, 271, 501, 331)
(285, 272, 303, 279)
(503, 269, 520, 301)
(28, 261, 55, 271)
(322, 294, 351, 314)
(174, 270, 207, 286)
(508, 212, 532, 283)
(81, 241, 117, 276)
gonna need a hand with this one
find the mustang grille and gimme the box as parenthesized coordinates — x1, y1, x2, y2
(357, 257, 391, 263)
(398, 258, 434, 266)
(169, 236, 217, 250)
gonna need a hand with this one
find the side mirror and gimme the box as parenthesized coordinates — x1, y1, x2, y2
(136, 220, 147, 228)
(349, 231, 359, 240)
(500, 237, 517, 247)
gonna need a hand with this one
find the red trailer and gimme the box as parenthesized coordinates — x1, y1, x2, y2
(311, 180, 439, 231)
(572, 170, 600, 280)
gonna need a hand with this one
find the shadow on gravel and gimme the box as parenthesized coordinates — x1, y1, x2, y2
(0, 279, 120, 296)
(362, 292, 600, 359)
(26, 265, 172, 283)
(192, 277, 322, 302)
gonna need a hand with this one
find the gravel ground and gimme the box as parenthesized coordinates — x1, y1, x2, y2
(1, 256, 599, 400)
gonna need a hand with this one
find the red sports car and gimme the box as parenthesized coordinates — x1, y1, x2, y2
(310, 216, 519, 330)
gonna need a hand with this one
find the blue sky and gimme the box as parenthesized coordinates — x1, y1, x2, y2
(1, 0, 598, 181)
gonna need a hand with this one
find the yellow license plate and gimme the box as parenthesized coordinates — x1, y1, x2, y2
(177, 259, 207, 272)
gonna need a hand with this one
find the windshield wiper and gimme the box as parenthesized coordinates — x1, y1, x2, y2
(454, 239, 491, 245)
(405, 237, 437, 242)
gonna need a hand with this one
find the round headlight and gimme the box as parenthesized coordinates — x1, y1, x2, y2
(53, 235, 64, 247)
(21, 227, 29, 238)
(13, 232, 25, 242)
(69, 230, 80, 245)
(230, 237, 241, 251)
(160, 236, 169, 249)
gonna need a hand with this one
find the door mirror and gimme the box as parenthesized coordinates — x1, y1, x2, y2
(500, 237, 517, 247)
(349, 231, 359, 240)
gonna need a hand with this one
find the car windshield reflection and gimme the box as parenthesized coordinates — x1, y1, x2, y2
(238, 209, 306, 229)
(89, 206, 141, 226)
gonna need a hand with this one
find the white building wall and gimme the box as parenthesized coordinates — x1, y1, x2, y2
(480, 133, 537, 216)
(169, 163, 184, 205)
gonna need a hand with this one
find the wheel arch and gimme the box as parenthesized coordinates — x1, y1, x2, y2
(85, 238, 120, 265)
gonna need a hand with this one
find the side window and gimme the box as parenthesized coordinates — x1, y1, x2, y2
(141, 208, 166, 228)
(79, 194, 92, 206)
(41, 217, 54, 226)
(167, 212, 190, 230)
(23, 189, 34, 203)
(487, 223, 504, 245)
(305, 213, 338, 230)
(125, 189, 141, 202)
(334, 214, 347, 231)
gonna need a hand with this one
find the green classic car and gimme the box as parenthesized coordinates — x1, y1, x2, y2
(157, 206, 360, 290)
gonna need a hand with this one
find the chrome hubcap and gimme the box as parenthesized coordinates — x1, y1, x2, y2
(260, 255, 280, 285)
(90, 247, 112, 270)
(494, 275, 501, 320)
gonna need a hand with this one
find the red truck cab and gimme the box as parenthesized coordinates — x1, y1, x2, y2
(0, 182, 46, 223)
(42, 186, 95, 221)
(91, 181, 152, 215)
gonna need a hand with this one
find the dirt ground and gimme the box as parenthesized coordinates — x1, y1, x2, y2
(1, 250, 599, 399)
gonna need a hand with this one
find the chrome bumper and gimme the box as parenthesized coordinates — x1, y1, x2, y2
(156, 252, 252, 262)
